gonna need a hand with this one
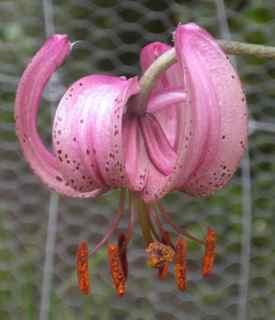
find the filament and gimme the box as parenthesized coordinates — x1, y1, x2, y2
(157, 203, 204, 245)
(89, 189, 126, 257)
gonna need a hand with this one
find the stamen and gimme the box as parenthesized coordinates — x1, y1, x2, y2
(118, 233, 128, 279)
(161, 230, 175, 250)
(158, 231, 174, 280)
(149, 205, 165, 236)
(158, 263, 169, 280)
(146, 241, 175, 268)
(125, 192, 136, 243)
(107, 244, 126, 297)
(157, 203, 204, 245)
(76, 241, 90, 295)
(174, 237, 187, 291)
(89, 189, 126, 257)
(202, 227, 216, 277)
(144, 204, 161, 241)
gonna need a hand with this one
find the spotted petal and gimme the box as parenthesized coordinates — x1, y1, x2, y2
(139, 23, 247, 201)
(174, 23, 248, 196)
(53, 75, 140, 192)
(15, 35, 102, 197)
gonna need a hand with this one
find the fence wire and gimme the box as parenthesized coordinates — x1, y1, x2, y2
(1, 0, 275, 319)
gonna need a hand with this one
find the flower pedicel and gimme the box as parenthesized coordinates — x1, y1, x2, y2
(15, 23, 247, 296)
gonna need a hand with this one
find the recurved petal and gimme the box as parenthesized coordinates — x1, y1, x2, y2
(139, 113, 176, 176)
(174, 23, 248, 196)
(138, 41, 189, 202)
(53, 76, 106, 192)
(87, 76, 140, 188)
(140, 41, 181, 95)
(122, 114, 149, 192)
(54, 75, 140, 190)
(15, 35, 103, 198)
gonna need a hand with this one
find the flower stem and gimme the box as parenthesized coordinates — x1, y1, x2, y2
(134, 40, 275, 115)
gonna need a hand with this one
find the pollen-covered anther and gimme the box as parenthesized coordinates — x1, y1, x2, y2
(146, 241, 175, 268)
(158, 263, 169, 280)
(174, 237, 187, 291)
(118, 233, 128, 279)
(202, 227, 217, 277)
(76, 241, 90, 295)
(108, 244, 126, 297)
(158, 231, 174, 279)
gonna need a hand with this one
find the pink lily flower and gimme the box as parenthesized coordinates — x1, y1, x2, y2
(15, 23, 247, 295)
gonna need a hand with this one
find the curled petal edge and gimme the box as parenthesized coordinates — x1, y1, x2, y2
(15, 34, 104, 198)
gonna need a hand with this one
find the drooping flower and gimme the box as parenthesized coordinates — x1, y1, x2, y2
(15, 23, 247, 295)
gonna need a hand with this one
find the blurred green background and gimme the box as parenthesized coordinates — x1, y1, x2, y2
(1, 0, 275, 319)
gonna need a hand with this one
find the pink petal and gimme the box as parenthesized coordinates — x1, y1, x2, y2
(53, 76, 105, 192)
(138, 42, 188, 201)
(146, 88, 186, 113)
(140, 42, 186, 150)
(86, 76, 140, 188)
(122, 114, 148, 191)
(15, 35, 103, 198)
(140, 42, 181, 95)
(175, 23, 248, 196)
(139, 114, 176, 176)
(53, 75, 140, 190)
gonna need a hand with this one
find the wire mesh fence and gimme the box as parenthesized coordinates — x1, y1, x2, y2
(1, 0, 275, 319)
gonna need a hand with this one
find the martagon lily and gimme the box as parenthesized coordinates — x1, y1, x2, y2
(15, 23, 247, 296)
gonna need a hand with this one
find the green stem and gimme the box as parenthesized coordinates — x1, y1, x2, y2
(133, 39, 275, 115)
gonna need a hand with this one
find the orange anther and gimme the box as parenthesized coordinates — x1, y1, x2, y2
(174, 237, 187, 291)
(157, 231, 173, 279)
(146, 241, 175, 268)
(161, 231, 175, 250)
(107, 244, 126, 297)
(202, 227, 216, 277)
(118, 233, 128, 279)
(158, 263, 169, 280)
(76, 241, 90, 295)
